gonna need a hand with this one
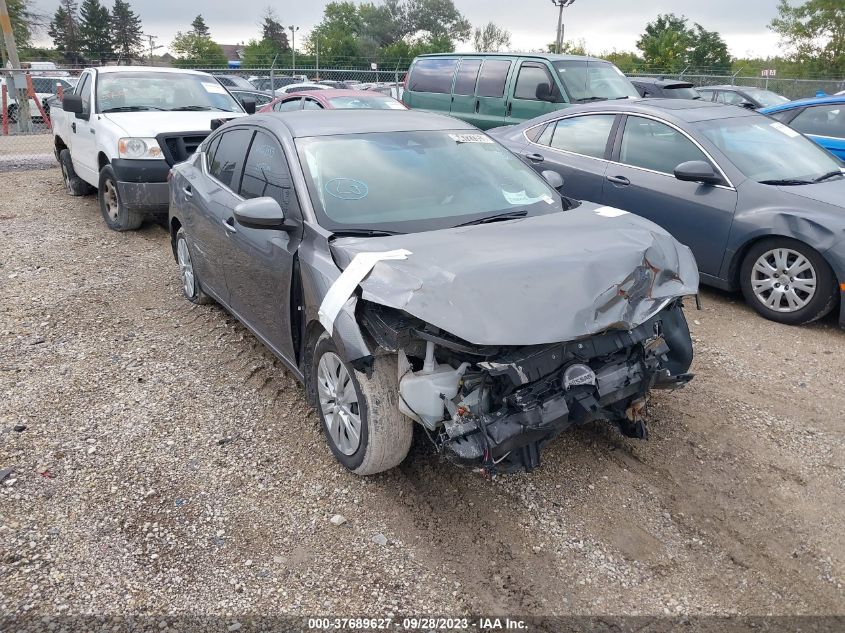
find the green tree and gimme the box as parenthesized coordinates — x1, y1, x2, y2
(636, 13, 692, 73)
(406, 0, 470, 45)
(472, 22, 511, 52)
(242, 38, 280, 67)
(546, 38, 587, 55)
(770, 0, 845, 75)
(602, 50, 645, 73)
(6, 0, 42, 51)
(260, 7, 289, 51)
(359, 0, 407, 47)
(687, 24, 731, 72)
(110, 0, 143, 61)
(171, 31, 227, 67)
(303, 2, 364, 65)
(190, 14, 211, 37)
(48, 0, 83, 65)
(79, 0, 113, 64)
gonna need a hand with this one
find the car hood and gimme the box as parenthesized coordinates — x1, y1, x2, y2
(777, 178, 845, 208)
(329, 202, 699, 346)
(101, 111, 247, 137)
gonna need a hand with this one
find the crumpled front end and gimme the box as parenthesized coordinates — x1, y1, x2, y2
(359, 299, 693, 473)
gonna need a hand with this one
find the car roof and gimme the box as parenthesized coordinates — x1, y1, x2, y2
(523, 98, 758, 124)
(416, 52, 612, 64)
(246, 110, 475, 138)
(630, 77, 694, 88)
(698, 85, 769, 92)
(92, 66, 213, 76)
(281, 89, 393, 99)
(759, 95, 845, 112)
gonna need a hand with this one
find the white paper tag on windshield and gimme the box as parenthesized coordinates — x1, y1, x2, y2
(202, 82, 227, 95)
(449, 133, 493, 144)
(502, 189, 546, 205)
(770, 121, 800, 138)
(594, 206, 629, 218)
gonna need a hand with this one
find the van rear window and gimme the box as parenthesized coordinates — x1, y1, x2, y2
(408, 59, 458, 94)
(477, 60, 512, 98)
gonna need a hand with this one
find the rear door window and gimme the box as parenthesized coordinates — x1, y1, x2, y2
(408, 58, 457, 94)
(274, 97, 302, 111)
(513, 63, 555, 101)
(546, 114, 616, 159)
(476, 60, 512, 98)
(208, 128, 252, 190)
(789, 104, 845, 138)
(303, 98, 323, 110)
(453, 59, 481, 96)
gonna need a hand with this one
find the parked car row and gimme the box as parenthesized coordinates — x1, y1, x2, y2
(49, 58, 843, 479)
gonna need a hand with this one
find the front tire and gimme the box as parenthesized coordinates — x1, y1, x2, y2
(59, 149, 94, 196)
(98, 164, 143, 231)
(740, 237, 837, 325)
(175, 228, 211, 305)
(311, 334, 412, 475)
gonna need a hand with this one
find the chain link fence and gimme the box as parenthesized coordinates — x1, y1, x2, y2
(2, 63, 843, 168)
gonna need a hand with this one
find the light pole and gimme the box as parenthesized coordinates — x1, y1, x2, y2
(288, 25, 299, 73)
(550, 0, 576, 54)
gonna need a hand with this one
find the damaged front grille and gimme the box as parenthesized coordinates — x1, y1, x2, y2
(156, 131, 210, 166)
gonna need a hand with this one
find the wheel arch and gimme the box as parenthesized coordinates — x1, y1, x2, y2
(169, 217, 182, 261)
(97, 152, 110, 171)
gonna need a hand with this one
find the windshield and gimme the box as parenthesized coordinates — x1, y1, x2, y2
(96, 71, 243, 113)
(553, 60, 640, 102)
(666, 86, 701, 99)
(326, 94, 405, 110)
(743, 88, 789, 108)
(297, 130, 563, 233)
(698, 116, 844, 183)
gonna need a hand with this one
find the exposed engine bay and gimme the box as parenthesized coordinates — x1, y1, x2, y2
(359, 300, 693, 473)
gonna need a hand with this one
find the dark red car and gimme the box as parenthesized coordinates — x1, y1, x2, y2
(258, 89, 407, 113)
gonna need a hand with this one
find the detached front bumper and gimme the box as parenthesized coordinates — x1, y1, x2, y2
(439, 304, 694, 473)
(111, 159, 170, 214)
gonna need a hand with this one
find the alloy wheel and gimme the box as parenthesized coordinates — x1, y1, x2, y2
(176, 238, 196, 298)
(751, 247, 817, 313)
(316, 351, 362, 456)
(104, 179, 120, 221)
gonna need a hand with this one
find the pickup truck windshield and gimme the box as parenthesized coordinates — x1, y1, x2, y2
(297, 130, 563, 233)
(97, 72, 242, 113)
(553, 60, 640, 102)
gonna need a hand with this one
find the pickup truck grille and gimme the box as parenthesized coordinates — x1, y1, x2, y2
(156, 131, 210, 166)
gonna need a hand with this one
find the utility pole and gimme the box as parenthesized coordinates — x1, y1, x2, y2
(0, 0, 33, 132)
(288, 25, 299, 73)
(144, 34, 162, 65)
(550, 0, 576, 54)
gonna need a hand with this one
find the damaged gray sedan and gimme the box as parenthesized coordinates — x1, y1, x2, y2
(168, 110, 699, 475)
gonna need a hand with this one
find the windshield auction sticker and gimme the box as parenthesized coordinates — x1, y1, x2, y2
(449, 133, 493, 144)
(770, 121, 801, 138)
(202, 82, 227, 94)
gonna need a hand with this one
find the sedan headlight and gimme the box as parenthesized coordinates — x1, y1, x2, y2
(117, 137, 163, 160)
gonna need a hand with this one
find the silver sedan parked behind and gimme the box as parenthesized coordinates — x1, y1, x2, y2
(167, 110, 698, 476)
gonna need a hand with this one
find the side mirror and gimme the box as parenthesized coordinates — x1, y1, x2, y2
(674, 160, 721, 186)
(241, 98, 256, 114)
(541, 170, 564, 190)
(63, 94, 83, 116)
(740, 101, 756, 110)
(535, 82, 562, 103)
(233, 197, 289, 230)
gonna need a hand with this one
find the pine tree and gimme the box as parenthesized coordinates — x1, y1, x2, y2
(260, 8, 289, 51)
(79, 0, 113, 64)
(191, 15, 210, 38)
(48, 0, 83, 65)
(110, 0, 143, 62)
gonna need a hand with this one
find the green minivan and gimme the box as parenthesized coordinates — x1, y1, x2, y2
(402, 53, 640, 129)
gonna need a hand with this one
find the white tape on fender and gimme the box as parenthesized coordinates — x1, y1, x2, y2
(318, 249, 412, 333)
(594, 206, 629, 218)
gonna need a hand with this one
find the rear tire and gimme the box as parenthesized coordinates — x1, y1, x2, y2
(311, 334, 412, 475)
(59, 149, 94, 196)
(740, 237, 837, 325)
(7, 104, 17, 123)
(98, 164, 143, 231)
(174, 227, 212, 305)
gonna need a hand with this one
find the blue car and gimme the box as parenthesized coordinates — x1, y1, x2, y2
(760, 96, 845, 160)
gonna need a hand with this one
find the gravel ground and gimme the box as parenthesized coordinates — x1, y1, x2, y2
(1, 169, 844, 623)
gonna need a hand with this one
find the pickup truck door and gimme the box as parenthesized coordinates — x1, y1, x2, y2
(68, 72, 98, 183)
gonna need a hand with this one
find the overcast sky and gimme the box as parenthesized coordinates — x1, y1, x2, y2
(33, 0, 786, 58)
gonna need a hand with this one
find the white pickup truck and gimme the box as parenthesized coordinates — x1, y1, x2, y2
(52, 66, 253, 231)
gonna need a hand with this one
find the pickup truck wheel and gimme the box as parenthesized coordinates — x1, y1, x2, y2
(59, 149, 94, 196)
(175, 228, 211, 305)
(740, 237, 837, 325)
(98, 164, 143, 231)
(311, 334, 412, 476)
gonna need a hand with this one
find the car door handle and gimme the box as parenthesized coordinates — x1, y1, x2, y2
(71, 122, 76, 133)
(606, 175, 631, 186)
(222, 217, 237, 233)
(182, 185, 193, 198)
(506, 101, 512, 116)
(525, 153, 545, 163)
(475, 98, 480, 114)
